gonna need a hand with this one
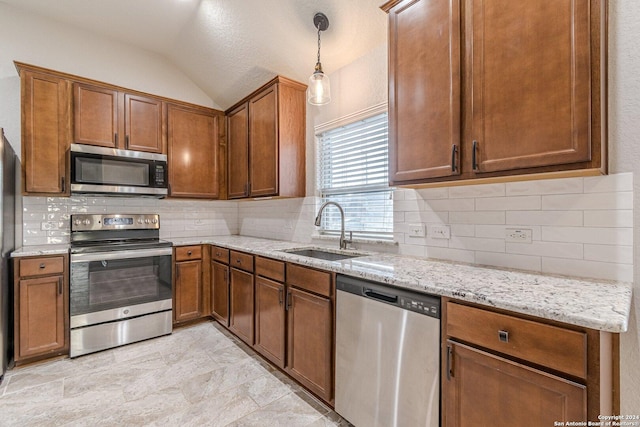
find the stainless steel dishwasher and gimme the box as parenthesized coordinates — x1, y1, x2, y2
(335, 274, 440, 427)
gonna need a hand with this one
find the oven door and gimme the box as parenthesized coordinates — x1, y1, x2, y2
(70, 247, 172, 328)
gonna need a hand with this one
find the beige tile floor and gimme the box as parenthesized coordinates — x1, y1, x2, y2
(0, 321, 350, 426)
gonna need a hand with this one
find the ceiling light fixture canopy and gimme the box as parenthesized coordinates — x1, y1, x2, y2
(308, 12, 331, 106)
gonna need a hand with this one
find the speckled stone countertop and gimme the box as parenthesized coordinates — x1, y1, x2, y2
(13, 236, 632, 332)
(11, 244, 70, 257)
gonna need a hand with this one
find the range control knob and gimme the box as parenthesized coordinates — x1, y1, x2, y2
(74, 219, 82, 226)
(152, 218, 158, 224)
(83, 219, 91, 226)
(137, 218, 143, 224)
(145, 219, 150, 224)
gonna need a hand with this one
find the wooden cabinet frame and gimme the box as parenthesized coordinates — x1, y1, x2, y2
(13, 254, 69, 364)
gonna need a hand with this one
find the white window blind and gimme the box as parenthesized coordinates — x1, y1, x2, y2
(317, 112, 393, 239)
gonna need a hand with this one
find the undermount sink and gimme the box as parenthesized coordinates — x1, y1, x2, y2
(282, 247, 364, 261)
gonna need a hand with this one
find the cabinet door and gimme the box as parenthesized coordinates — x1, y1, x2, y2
(386, 0, 461, 183)
(229, 268, 254, 345)
(167, 104, 219, 198)
(125, 94, 163, 153)
(444, 341, 586, 426)
(227, 103, 250, 199)
(21, 70, 70, 195)
(254, 277, 285, 368)
(16, 275, 65, 359)
(466, 0, 591, 173)
(211, 261, 229, 325)
(174, 260, 202, 322)
(286, 287, 333, 402)
(73, 83, 119, 148)
(249, 85, 278, 197)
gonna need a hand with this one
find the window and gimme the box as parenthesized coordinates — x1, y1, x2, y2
(317, 109, 393, 240)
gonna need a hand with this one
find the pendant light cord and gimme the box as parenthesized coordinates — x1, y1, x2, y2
(317, 24, 322, 65)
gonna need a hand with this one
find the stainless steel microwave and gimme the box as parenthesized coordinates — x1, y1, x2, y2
(70, 144, 168, 197)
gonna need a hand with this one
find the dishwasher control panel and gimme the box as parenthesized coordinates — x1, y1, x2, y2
(399, 297, 440, 317)
(337, 274, 440, 320)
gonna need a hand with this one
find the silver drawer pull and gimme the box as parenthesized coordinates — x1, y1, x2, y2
(39, 263, 46, 269)
(498, 330, 509, 343)
(187, 251, 192, 256)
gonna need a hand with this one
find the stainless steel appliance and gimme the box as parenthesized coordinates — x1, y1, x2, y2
(69, 214, 172, 357)
(335, 274, 441, 427)
(0, 129, 16, 385)
(70, 143, 168, 197)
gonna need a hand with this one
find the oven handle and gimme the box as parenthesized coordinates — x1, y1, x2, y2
(71, 247, 172, 263)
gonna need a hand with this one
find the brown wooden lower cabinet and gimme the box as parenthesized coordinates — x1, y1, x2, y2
(174, 260, 203, 323)
(254, 276, 286, 368)
(210, 260, 230, 325)
(229, 267, 254, 345)
(14, 255, 69, 363)
(286, 286, 333, 402)
(444, 341, 586, 426)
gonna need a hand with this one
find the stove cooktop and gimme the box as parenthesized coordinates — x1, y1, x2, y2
(70, 238, 173, 254)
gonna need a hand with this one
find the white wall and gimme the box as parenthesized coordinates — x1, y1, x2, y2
(608, 0, 640, 414)
(0, 2, 217, 157)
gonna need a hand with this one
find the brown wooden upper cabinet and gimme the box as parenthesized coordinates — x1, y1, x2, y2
(226, 76, 306, 199)
(382, 0, 607, 185)
(73, 82, 164, 154)
(167, 103, 221, 199)
(18, 66, 70, 196)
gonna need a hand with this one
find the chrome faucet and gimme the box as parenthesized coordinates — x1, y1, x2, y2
(315, 201, 352, 250)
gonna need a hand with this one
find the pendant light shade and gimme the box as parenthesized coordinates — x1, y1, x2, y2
(308, 13, 331, 106)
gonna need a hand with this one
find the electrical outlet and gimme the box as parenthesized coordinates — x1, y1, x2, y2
(430, 225, 451, 239)
(408, 223, 426, 237)
(505, 228, 533, 243)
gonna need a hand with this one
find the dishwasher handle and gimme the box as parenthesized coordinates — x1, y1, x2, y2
(363, 288, 398, 304)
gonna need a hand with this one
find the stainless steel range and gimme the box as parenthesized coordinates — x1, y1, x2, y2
(69, 214, 173, 357)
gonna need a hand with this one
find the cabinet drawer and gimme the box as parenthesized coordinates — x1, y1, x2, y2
(19, 256, 65, 277)
(446, 302, 587, 379)
(286, 264, 332, 298)
(211, 246, 230, 264)
(230, 251, 254, 273)
(175, 245, 202, 261)
(256, 257, 285, 282)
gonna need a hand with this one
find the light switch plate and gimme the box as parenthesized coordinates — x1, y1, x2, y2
(408, 223, 426, 237)
(430, 225, 451, 239)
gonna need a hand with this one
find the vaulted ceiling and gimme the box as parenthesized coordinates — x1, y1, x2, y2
(2, 0, 387, 109)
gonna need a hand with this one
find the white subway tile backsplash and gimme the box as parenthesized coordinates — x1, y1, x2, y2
(415, 187, 449, 200)
(425, 198, 474, 212)
(542, 192, 633, 211)
(542, 258, 633, 282)
(449, 236, 505, 253)
(506, 210, 583, 226)
(583, 210, 633, 228)
(506, 176, 583, 196)
(18, 173, 632, 285)
(583, 173, 633, 193)
(475, 196, 541, 211)
(584, 244, 633, 264)
(450, 224, 475, 237)
(424, 247, 475, 264)
(475, 252, 542, 272)
(449, 211, 505, 225)
(541, 226, 633, 246)
(449, 183, 505, 199)
(506, 241, 583, 259)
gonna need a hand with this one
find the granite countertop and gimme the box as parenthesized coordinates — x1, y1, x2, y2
(13, 236, 632, 332)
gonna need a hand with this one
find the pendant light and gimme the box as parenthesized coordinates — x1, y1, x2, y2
(308, 13, 331, 105)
